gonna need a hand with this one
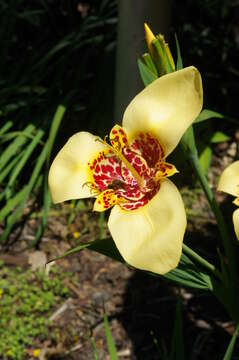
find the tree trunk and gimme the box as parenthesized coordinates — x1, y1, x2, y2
(114, 0, 172, 121)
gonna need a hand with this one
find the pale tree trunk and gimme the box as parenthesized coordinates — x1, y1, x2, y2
(114, 0, 172, 121)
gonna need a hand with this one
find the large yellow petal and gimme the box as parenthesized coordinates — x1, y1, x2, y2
(108, 179, 186, 274)
(48, 132, 106, 203)
(122, 66, 203, 156)
(217, 161, 239, 197)
(233, 208, 239, 241)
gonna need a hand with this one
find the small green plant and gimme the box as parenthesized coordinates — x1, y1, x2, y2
(0, 262, 69, 360)
(91, 313, 118, 360)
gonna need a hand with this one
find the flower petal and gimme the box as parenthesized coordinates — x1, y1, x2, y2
(108, 178, 186, 274)
(93, 189, 118, 212)
(48, 132, 106, 203)
(122, 66, 203, 156)
(155, 162, 178, 180)
(217, 160, 239, 197)
(233, 208, 239, 241)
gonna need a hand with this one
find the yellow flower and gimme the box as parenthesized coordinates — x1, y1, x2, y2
(217, 160, 239, 240)
(33, 349, 41, 358)
(49, 67, 203, 274)
(144, 23, 175, 73)
(73, 231, 80, 238)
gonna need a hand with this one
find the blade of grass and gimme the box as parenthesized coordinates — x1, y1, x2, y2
(91, 337, 100, 360)
(170, 299, 185, 360)
(46, 105, 66, 167)
(7, 129, 44, 188)
(32, 105, 66, 246)
(0, 152, 22, 185)
(104, 314, 118, 360)
(0, 140, 49, 243)
(175, 34, 183, 70)
(0, 131, 45, 145)
(0, 187, 27, 223)
(0, 120, 13, 135)
(0, 124, 35, 172)
(223, 323, 239, 360)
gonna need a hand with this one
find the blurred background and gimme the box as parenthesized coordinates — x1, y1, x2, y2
(0, 0, 239, 359)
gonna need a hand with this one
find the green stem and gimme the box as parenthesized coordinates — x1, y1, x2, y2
(189, 151, 237, 279)
(181, 127, 239, 321)
(181, 128, 237, 278)
(183, 243, 221, 279)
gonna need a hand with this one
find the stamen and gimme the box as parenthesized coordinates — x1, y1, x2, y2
(95, 137, 105, 145)
(95, 135, 144, 188)
(82, 181, 100, 195)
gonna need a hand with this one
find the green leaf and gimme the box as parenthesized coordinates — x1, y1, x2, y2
(142, 53, 158, 76)
(50, 237, 212, 290)
(210, 131, 230, 143)
(199, 145, 212, 176)
(0, 187, 27, 223)
(46, 105, 66, 168)
(194, 109, 224, 124)
(7, 129, 44, 189)
(0, 124, 35, 172)
(164, 253, 213, 290)
(33, 105, 66, 246)
(181, 126, 197, 153)
(0, 121, 13, 135)
(175, 34, 183, 70)
(0, 152, 22, 185)
(104, 314, 118, 360)
(223, 323, 239, 360)
(138, 58, 158, 86)
(170, 300, 184, 360)
(48, 238, 124, 264)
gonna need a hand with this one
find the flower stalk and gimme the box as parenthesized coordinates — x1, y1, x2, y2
(181, 127, 239, 321)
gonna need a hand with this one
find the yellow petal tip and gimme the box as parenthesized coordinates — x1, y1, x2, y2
(144, 23, 155, 53)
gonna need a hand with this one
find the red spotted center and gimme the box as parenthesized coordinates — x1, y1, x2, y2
(87, 125, 176, 211)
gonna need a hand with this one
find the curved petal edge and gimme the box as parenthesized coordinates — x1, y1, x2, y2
(123, 66, 203, 156)
(233, 208, 239, 241)
(217, 160, 239, 197)
(48, 132, 106, 203)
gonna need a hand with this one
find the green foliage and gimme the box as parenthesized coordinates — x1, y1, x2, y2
(91, 313, 118, 360)
(170, 300, 184, 360)
(195, 116, 231, 177)
(138, 58, 158, 87)
(0, 262, 69, 360)
(0, 105, 65, 244)
(194, 109, 224, 123)
(0, 0, 117, 131)
(223, 323, 239, 360)
(103, 313, 118, 360)
(91, 337, 100, 360)
(175, 34, 183, 71)
(52, 238, 213, 290)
